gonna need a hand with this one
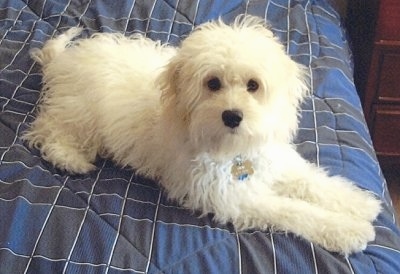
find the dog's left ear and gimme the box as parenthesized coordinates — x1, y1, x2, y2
(286, 61, 310, 106)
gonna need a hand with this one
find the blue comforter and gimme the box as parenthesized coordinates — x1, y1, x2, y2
(1, 0, 400, 273)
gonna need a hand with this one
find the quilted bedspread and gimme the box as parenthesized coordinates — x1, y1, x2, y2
(1, 0, 400, 273)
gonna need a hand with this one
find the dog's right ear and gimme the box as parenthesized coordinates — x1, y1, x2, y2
(158, 56, 181, 108)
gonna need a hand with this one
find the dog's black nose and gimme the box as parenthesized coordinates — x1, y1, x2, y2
(222, 110, 243, 128)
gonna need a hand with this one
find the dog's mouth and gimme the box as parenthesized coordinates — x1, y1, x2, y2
(228, 128, 239, 135)
(189, 108, 258, 157)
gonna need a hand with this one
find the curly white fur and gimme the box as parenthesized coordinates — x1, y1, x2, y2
(23, 16, 381, 255)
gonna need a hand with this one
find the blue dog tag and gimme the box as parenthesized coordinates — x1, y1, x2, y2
(231, 156, 254, 181)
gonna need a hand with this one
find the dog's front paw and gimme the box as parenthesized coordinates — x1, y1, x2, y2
(316, 219, 375, 255)
(332, 186, 382, 223)
(353, 192, 381, 222)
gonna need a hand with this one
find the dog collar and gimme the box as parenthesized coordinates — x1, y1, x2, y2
(231, 155, 254, 181)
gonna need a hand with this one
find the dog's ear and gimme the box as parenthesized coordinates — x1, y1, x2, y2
(285, 61, 310, 107)
(288, 61, 309, 132)
(270, 59, 310, 143)
(158, 56, 181, 107)
(158, 54, 195, 123)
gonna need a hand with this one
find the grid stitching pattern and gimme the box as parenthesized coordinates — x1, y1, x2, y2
(1, 0, 400, 273)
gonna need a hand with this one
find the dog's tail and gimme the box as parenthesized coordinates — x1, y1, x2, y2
(30, 27, 83, 66)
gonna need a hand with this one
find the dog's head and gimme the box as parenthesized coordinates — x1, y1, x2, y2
(158, 15, 308, 159)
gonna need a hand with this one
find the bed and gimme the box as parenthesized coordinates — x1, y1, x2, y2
(1, 0, 400, 273)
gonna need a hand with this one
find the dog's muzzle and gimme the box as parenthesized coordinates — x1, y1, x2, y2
(222, 109, 243, 128)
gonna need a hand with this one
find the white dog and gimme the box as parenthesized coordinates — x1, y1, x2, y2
(23, 16, 381, 255)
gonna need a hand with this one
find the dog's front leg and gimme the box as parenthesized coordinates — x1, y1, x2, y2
(264, 145, 381, 222)
(223, 186, 375, 255)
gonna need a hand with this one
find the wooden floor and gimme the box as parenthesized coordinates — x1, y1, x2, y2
(386, 168, 400, 222)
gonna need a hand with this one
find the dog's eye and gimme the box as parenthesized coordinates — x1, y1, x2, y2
(207, 77, 222, 92)
(247, 79, 259, 92)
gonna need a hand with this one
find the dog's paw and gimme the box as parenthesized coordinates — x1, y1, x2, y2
(42, 144, 97, 174)
(315, 218, 376, 255)
(340, 188, 381, 222)
(59, 160, 96, 174)
(355, 193, 381, 222)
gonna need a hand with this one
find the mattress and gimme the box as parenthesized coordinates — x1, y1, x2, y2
(1, 0, 400, 273)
